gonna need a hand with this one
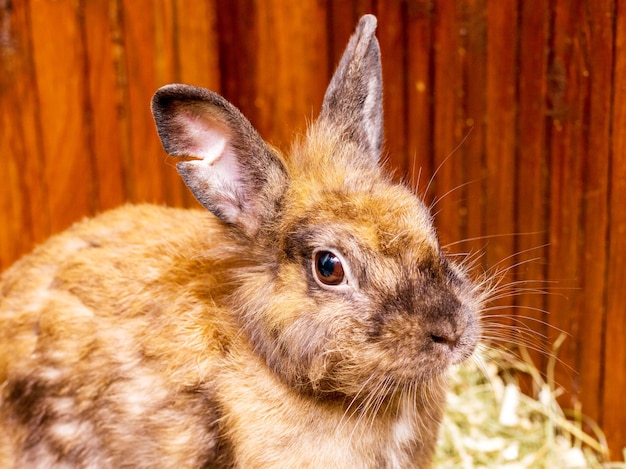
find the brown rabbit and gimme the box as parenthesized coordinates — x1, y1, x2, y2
(0, 15, 481, 468)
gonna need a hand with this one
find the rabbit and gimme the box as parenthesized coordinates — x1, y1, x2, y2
(0, 14, 482, 469)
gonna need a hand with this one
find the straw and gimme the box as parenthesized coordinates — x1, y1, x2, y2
(434, 337, 626, 468)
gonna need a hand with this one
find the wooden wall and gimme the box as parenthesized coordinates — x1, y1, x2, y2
(1, 0, 625, 459)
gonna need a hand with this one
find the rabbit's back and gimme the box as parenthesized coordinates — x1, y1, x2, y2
(0, 204, 235, 468)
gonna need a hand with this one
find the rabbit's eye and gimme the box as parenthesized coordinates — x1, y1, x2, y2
(314, 251, 345, 286)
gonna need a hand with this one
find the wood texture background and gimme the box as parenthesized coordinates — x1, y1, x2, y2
(1, 0, 625, 459)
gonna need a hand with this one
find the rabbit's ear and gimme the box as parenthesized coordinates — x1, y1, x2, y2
(319, 14, 383, 163)
(151, 84, 287, 235)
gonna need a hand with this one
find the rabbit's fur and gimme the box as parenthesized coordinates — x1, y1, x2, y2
(0, 15, 481, 468)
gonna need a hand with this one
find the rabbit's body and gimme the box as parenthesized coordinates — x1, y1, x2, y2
(0, 204, 444, 468)
(0, 16, 480, 468)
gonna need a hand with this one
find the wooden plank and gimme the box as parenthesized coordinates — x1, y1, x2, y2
(248, 3, 281, 141)
(458, 0, 486, 259)
(480, 0, 518, 354)
(214, 0, 258, 122)
(120, 0, 173, 204)
(515, 0, 550, 373)
(29, 0, 94, 233)
(431, 0, 465, 249)
(429, 0, 486, 255)
(327, 0, 360, 70)
(603, 0, 626, 456)
(484, 0, 516, 272)
(406, 1, 434, 199)
(0, 0, 48, 270)
(83, 0, 126, 212)
(0, 104, 25, 269)
(173, 0, 220, 91)
(576, 0, 613, 427)
(252, 0, 328, 149)
(546, 0, 586, 408)
(378, 2, 408, 177)
(354, 0, 376, 19)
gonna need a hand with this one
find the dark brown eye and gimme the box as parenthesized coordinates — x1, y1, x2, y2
(314, 251, 345, 286)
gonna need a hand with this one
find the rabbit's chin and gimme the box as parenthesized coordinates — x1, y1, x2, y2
(301, 365, 453, 407)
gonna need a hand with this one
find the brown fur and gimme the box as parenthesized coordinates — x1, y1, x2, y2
(0, 15, 481, 468)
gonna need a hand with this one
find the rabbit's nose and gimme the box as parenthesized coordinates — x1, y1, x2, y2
(430, 331, 461, 351)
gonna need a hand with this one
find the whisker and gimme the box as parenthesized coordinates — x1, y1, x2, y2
(429, 179, 478, 213)
(415, 166, 423, 194)
(479, 339, 551, 362)
(483, 245, 550, 279)
(423, 126, 474, 198)
(477, 337, 578, 385)
(443, 231, 546, 249)
(480, 312, 569, 336)
(484, 290, 550, 302)
(338, 373, 378, 433)
(480, 322, 550, 342)
(480, 329, 545, 347)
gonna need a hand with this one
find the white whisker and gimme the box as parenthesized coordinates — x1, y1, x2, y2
(423, 126, 474, 198)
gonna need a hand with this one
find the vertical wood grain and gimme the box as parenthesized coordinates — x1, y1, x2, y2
(484, 0, 516, 273)
(577, 0, 613, 425)
(29, 0, 95, 233)
(214, 0, 258, 127)
(546, 0, 586, 407)
(120, 0, 174, 204)
(515, 0, 550, 375)
(378, 1, 408, 177)
(83, 0, 126, 212)
(328, 0, 359, 70)
(431, 0, 466, 249)
(354, 0, 376, 19)
(173, 0, 220, 91)
(459, 0, 486, 259)
(0, 0, 48, 270)
(478, 0, 519, 358)
(604, 0, 626, 456)
(406, 0, 434, 197)
(252, 0, 328, 149)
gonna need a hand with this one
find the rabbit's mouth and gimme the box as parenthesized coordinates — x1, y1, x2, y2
(386, 331, 478, 383)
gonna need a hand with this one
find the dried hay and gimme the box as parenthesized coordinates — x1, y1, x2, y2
(435, 336, 626, 468)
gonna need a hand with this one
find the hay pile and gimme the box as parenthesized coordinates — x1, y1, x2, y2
(435, 339, 625, 468)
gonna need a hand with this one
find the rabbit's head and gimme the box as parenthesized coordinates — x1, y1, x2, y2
(152, 15, 480, 401)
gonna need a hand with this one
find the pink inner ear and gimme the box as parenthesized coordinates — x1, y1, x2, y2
(180, 114, 230, 164)
(177, 111, 242, 186)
